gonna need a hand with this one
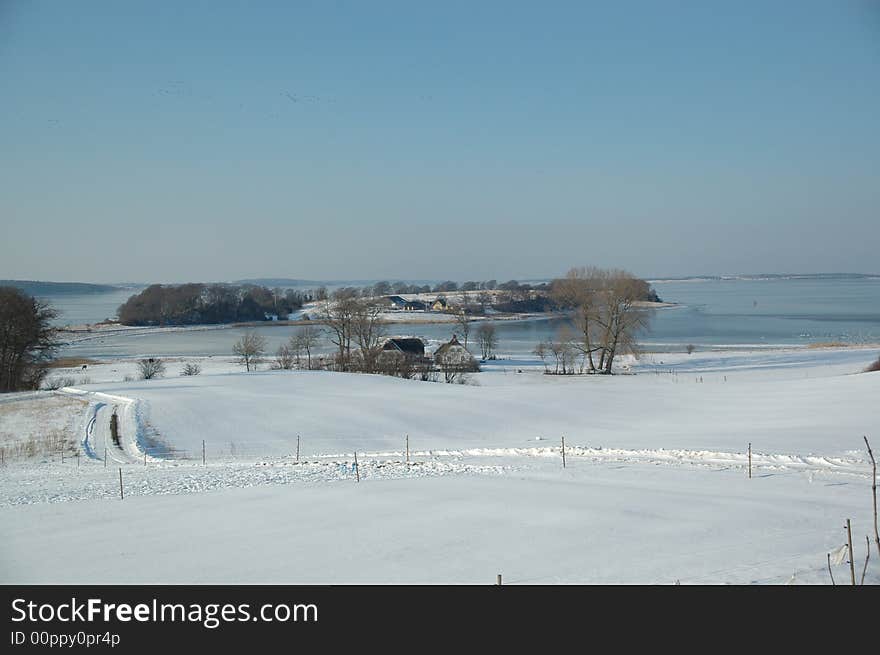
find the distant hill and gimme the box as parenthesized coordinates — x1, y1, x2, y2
(236, 278, 439, 288)
(0, 280, 120, 295)
(649, 273, 879, 283)
(236, 278, 334, 288)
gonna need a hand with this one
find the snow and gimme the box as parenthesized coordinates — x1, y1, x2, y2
(1, 461, 875, 584)
(55, 348, 880, 459)
(1, 346, 879, 584)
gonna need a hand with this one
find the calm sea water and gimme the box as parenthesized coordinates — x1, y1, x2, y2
(49, 277, 880, 359)
(47, 289, 137, 327)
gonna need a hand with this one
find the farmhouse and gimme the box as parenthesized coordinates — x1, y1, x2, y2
(379, 337, 426, 361)
(433, 335, 476, 368)
(387, 296, 428, 311)
(431, 297, 448, 311)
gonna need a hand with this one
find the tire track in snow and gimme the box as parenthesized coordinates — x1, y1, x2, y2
(58, 388, 146, 464)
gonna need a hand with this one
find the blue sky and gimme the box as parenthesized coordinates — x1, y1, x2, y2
(1, 1, 878, 283)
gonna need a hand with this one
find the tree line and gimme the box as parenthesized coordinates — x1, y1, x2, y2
(117, 283, 310, 326)
(322, 277, 660, 314)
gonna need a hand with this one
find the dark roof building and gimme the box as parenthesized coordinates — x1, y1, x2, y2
(381, 337, 426, 357)
(386, 296, 428, 311)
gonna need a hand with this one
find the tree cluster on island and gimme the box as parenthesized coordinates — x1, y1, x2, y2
(117, 283, 311, 326)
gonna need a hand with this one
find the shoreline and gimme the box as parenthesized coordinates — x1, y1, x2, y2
(58, 303, 681, 335)
(55, 310, 568, 339)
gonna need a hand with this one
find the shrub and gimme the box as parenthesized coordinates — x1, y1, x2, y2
(43, 376, 76, 390)
(865, 356, 880, 373)
(181, 362, 202, 376)
(138, 358, 166, 380)
(686, 344, 696, 355)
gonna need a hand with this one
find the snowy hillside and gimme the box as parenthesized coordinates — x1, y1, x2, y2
(1, 347, 878, 584)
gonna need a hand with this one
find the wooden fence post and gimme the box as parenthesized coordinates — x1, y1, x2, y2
(296, 435, 300, 463)
(202, 440, 206, 466)
(561, 436, 566, 469)
(119, 468, 124, 500)
(104, 446, 107, 468)
(864, 436, 879, 558)
(406, 434, 410, 464)
(748, 443, 752, 479)
(497, 574, 502, 585)
(354, 451, 360, 482)
(846, 519, 856, 586)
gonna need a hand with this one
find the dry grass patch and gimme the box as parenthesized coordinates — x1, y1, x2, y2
(0, 395, 87, 462)
(48, 357, 101, 369)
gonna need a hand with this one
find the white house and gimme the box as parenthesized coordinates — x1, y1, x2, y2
(433, 335, 477, 369)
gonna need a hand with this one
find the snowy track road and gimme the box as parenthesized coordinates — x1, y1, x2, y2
(57, 388, 145, 465)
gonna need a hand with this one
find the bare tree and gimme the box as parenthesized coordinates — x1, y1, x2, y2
(454, 309, 471, 348)
(477, 322, 498, 360)
(551, 267, 603, 373)
(533, 341, 549, 373)
(551, 267, 654, 374)
(594, 271, 652, 373)
(273, 344, 296, 370)
(351, 299, 387, 372)
(138, 358, 166, 379)
(321, 290, 358, 370)
(295, 325, 321, 370)
(552, 268, 648, 373)
(0, 287, 59, 392)
(547, 327, 578, 374)
(232, 331, 267, 371)
(287, 326, 322, 370)
(287, 336, 304, 368)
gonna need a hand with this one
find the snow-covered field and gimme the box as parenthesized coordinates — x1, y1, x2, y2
(1, 347, 879, 584)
